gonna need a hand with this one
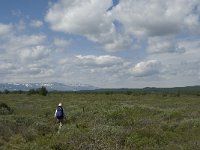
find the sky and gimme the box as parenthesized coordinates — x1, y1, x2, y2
(0, 0, 200, 88)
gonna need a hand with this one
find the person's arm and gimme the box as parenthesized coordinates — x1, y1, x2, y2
(54, 109, 57, 117)
(63, 108, 65, 117)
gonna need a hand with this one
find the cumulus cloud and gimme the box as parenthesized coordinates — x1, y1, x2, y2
(15, 63, 55, 77)
(59, 55, 166, 85)
(57, 54, 132, 87)
(0, 22, 54, 83)
(147, 39, 200, 65)
(0, 63, 17, 74)
(75, 55, 124, 67)
(45, 0, 112, 34)
(103, 34, 134, 52)
(19, 45, 51, 61)
(0, 33, 47, 53)
(15, 20, 26, 31)
(53, 38, 71, 49)
(10, 34, 46, 48)
(130, 60, 162, 77)
(1, 1, 200, 87)
(45, 0, 135, 52)
(45, 0, 200, 52)
(59, 54, 130, 75)
(30, 20, 43, 28)
(114, 0, 200, 37)
(147, 37, 185, 54)
(0, 23, 12, 35)
(144, 38, 200, 86)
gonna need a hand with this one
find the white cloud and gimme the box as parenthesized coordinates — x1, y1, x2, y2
(147, 37, 185, 54)
(184, 14, 200, 34)
(15, 20, 26, 31)
(103, 34, 134, 52)
(45, 0, 200, 53)
(147, 39, 200, 65)
(1, 1, 200, 88)
(0, 63, 17, 74)
(75, 55, 124, 67)
(145, 39, 200, 86)
(113, 0, 200, 37)
(1, 34, 47, 53)
(30, 20, 43, 28)
(53, 38, 71, 49)
(15, 63, 55, 77)
(57, 54, 131, 87)
(58, 55, 167, 87)
(0, 23, 12, 35)
(19, 45, 51, 61)
(0, 22, 54, 83)
(0, 26, 44, 49)
(45, 0, 112, 35)
(130, 60, 162, 77)
(45, 0, 135, 52)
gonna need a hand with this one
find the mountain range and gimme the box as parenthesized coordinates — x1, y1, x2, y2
(1, 82, 200, 94)
(0, 82, 98, 91)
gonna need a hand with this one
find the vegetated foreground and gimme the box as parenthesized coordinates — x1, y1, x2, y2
(0, 93, 200, 150)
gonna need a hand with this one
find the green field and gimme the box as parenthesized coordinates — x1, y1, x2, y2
(0, 93, 200, 150)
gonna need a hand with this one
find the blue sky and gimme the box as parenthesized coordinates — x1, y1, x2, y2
(0, 0, 200, 88)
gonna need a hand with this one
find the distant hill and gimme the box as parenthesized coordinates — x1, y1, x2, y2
(1, 83, 200, 94)
(93, 86, 200, 95)
(0, 82, 98, 91)
(143, 86, 200, 93)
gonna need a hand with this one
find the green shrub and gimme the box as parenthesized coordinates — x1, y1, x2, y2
(51, 142, 69, 150)
(162, 93, 168, 97)
(4, 89, 10, 94)
(126, 132, 157, 149)
(21, 128, 38, 142)
(38, 86, 48, 96)
(34, 122, 52, 136)
(0, 103, 13, 115)
(27, 89, 37, 95)
(0, 123, 12, 142)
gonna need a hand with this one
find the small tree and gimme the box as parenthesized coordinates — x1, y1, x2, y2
(28, 89, 36, 95)
(17, 90, 23, 94)
(39, 86, 48, 96)
(4, 89, 10, 94)
(0, 102, 13, 115)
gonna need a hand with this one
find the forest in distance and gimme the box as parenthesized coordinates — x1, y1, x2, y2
(1, 85, 200, 95)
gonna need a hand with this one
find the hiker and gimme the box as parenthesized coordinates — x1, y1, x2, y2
(55, 103, 65, 126)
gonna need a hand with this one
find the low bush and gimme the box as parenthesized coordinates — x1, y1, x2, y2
(0, 103, 13, 115)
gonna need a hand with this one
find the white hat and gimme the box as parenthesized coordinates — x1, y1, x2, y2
(58, 103, 62, 106)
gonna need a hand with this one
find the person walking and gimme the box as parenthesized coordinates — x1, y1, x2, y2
(55, 103, 65, 127)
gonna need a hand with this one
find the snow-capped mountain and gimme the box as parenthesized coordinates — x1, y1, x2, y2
(0, 82, 98, 91)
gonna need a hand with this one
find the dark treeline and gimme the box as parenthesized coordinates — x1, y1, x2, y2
(0, 86, 48, 96)
(1, 86, 200, 96)
(51, 86, 200, 96)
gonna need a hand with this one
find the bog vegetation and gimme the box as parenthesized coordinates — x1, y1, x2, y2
(0, 89, 200, 149)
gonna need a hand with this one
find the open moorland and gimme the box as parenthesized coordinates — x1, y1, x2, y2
(0, 92, 200, 150)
